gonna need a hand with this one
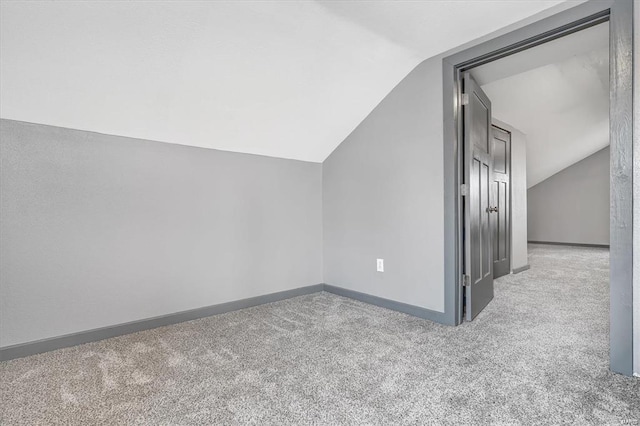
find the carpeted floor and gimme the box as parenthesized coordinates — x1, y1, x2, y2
(1, 244, 639, 425)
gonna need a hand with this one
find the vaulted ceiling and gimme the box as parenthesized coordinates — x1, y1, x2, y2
(476, 22, 609, 188)
(1, 1, 571, 162)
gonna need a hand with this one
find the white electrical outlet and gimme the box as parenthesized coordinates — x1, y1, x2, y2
(376, 259, 384, 272)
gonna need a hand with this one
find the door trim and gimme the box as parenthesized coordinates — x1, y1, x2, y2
(442, 0, 634, 376)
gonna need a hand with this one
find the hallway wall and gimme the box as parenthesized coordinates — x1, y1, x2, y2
(527, 147, 610, 246)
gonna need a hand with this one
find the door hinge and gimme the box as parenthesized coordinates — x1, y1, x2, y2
(460, 184, 468, 196)
(460, 94, 469, 106)
(463, 275, 471, 287)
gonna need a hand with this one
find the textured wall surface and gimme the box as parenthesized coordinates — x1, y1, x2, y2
(528, 147, 609, 246)
(0, 120, 323, 347)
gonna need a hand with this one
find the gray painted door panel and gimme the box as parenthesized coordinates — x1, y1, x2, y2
(491, 126, 511, 278)
(463, 73, 494, 321)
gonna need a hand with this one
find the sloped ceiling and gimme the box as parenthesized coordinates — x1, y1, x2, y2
(1, 1, 570, 162)
(476, 22, 609, 188)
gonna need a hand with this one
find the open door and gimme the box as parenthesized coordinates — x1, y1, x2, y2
(491, 126, 511, 279)
(462, 73, 494, 321)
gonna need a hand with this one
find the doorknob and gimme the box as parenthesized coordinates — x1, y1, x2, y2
(486, 206, 499, 213)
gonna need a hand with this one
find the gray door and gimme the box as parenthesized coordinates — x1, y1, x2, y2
(491, 126, 511, 278)
(463, 73, 494, 321)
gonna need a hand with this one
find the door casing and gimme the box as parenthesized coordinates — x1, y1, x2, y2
(442, 0, 634, 376)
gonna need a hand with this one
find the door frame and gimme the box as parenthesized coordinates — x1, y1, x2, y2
(442, 0, 634, 376)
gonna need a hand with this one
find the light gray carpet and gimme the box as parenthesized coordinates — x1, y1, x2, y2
(1, 244, 638, 425)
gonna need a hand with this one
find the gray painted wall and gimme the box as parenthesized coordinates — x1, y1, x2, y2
(0, 119, 323, 347)
(528, 147, 610, 246)
(323, 61, 445, 312)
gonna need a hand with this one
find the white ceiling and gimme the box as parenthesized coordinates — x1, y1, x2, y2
(477, 22, 609, 187)
(0, 0, 571, 162)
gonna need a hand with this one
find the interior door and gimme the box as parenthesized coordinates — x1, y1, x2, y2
(463, 73, 494, 321)
(491, 126, 511, 278)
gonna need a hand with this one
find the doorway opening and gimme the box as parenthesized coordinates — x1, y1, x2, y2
(462, 19, 610, 320)
(442, 0, 634, 376)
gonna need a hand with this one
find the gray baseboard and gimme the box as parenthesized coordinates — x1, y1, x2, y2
(512, 264, 531, 274)
(528, 241, 610, 249)
(1, 283, 449, 362)
(323, 284, 448, 324)
(0, 284, 324, 362)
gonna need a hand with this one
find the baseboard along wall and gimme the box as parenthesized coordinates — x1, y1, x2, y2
(512, 264, 531, 274)
(0, 284, 447, 361)
(528, 241, 610, 249)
